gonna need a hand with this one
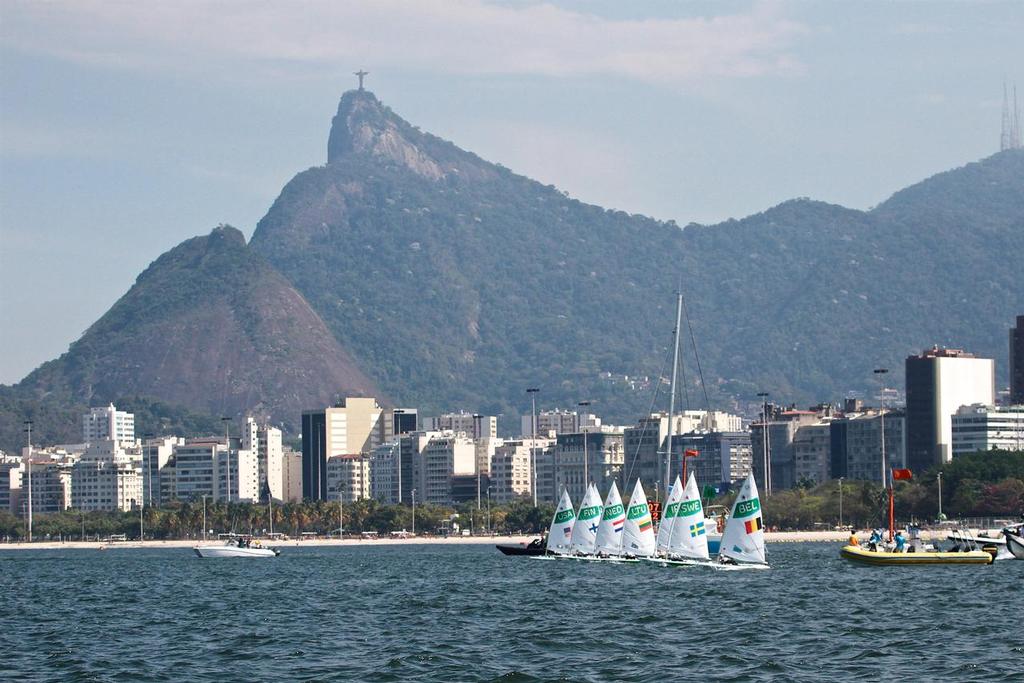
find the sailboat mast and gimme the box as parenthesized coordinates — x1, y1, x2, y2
(665, 293, 683, 498)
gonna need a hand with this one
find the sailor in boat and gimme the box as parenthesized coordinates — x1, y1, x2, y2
(894, 529, 907, 553)
(867, 528, 883, 550)
(848, 533, 860, 547)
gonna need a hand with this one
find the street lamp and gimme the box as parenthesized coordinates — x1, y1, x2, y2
(474, 413, 483, 510)
(873, 369, 889, 486)
(339, 483, 345, 540)
(838, 477, 844, 529)
(937, 471, 943, 521)
(527, 388, 539, 507)
(578, 401, 591, 493)
(411, 488, 417, 535)
(23, 420, 33, 543)
(202, 494, 208, 541)
(486, 485, 492, 533)
(756, 392, 770, 495)
(144, 432, 155, 510)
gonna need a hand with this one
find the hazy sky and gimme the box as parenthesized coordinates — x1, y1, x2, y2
(1, 1, 1022, 384)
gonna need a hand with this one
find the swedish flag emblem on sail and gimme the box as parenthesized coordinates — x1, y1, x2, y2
(689, 521, 705, 537)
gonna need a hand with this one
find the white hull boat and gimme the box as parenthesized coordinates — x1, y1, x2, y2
(1006, 531, 1024, 560)
(194, 543, 280, 558)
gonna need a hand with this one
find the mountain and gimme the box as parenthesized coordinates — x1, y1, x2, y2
(2, 225, 379, 448)
(251, 90, 1024, 421)
(3, 90, 1021, 452)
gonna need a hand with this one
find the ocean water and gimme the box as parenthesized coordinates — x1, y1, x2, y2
(1, 542, 1021, 682)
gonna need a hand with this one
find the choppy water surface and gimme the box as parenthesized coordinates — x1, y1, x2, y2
(1, 542, 1021, 682)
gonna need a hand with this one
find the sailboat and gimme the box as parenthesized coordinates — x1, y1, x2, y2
(661, 472, 712, 565)
(567, 483, 603, 557)
(714, 473, 769, 569)
(621, 479, 656, 558)
(654, 475, 684, 558)
(537, 489, 576, 558)
(585, 481, 637, 563)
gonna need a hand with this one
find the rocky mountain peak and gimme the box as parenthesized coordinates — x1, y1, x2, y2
(325, 89, 493, 182)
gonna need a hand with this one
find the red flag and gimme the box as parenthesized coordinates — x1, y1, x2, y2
(684, 449, 699, 458)
(892, 468, 913, 481)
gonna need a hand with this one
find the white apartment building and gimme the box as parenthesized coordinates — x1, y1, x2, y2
(370, 442, 401, 504)
(553, 428, 624, 504)
(952, 404, 1024, 455)
(173, 441, 219, 502)
(490, 438, 553, 503)
(844, 411, 906, 483)
(416, 431, 476, 505)
(326, 454, 371, 502)
(242, 417, 284, 500)
(906, 347, 995, 470)
(72, 440, 142, 512)
(83, 404, 135, 443)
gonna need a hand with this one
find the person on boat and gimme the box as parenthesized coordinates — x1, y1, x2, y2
(237, 537, 245, 548)
(868, 528, 882, 550)
(894, 530, 907, 553)
(848, 534, 859, 546)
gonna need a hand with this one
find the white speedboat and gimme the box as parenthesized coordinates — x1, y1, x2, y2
(194, 539, 280, 558)
(1005, 529, 1024, 560)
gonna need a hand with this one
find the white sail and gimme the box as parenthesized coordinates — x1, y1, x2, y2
(569, 484, 603, 555)
(546, 489, 576, 555)
(656, 475, 684, 554)
(668, 472, 710, 561)
(594, 481, 626, 556)
(719, 474, 766, 565)
(621, 479, 656, 557)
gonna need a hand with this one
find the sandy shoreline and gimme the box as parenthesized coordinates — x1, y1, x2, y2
(0, 529, 970, 551)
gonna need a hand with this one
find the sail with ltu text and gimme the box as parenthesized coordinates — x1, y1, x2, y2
(656, 475, 684, 556)
(622, 479, 656, 557)
(570, 484, 603, 555)
(594, 482, 626, 556)
(668, 472, 711, 561)
(546, 489, 576, 555)
(719, 474, 767, 565)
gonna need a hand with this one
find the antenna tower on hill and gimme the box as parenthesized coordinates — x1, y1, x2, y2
(1001, 81, 1022, 151)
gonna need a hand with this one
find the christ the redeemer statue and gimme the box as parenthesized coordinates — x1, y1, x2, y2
(354, 70, 369, 91)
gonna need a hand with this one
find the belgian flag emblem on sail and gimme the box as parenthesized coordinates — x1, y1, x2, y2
(744, 517, 763, 534)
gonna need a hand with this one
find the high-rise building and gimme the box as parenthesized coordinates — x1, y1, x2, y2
(72, 440, 142, 512)
(82, 404, 135, 444)
(490, 438, 553, 503)
(281, 449, 303, 502)
(793, 422, 833, 485)
(751, 410, 820, 492)
(0, 453, 23, 513)
(905, 347, 995, 472)
(326, 454, 371, 502)
(553, 429, 624, 503)
(675, 431, 753, 491)
(302, 397, 386, 500)
(242, 417, 284, 500)
(142, 437, 181, 507)
(952, 404, 1024, 455)
(843, 411, 905, 482)
(1011, 315, 1024, 404)
(25, 458, 74, 515)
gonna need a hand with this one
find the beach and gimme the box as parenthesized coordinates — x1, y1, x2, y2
(0, 528, 973, 551)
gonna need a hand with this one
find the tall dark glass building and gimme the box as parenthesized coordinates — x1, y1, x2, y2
(1011, 315, 1024, 405)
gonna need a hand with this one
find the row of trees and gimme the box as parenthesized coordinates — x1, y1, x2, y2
(3, 450, 1020, 541)
(0, 498, 558, 542)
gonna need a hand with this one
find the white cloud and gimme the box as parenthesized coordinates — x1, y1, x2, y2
(1, 1, 807, 85)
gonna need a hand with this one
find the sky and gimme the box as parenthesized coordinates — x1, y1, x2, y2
(1, 0, 1022, 384)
